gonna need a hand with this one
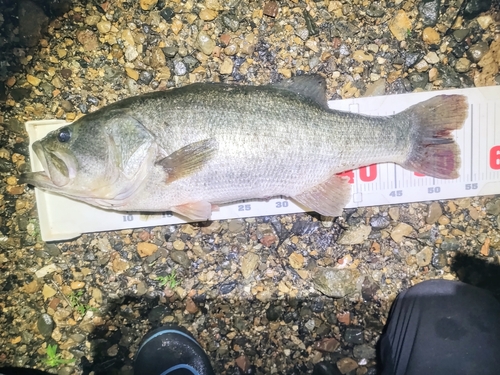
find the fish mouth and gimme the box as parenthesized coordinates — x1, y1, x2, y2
(20, 141, 77, 189)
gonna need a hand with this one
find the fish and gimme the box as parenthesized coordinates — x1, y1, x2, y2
(20, 75, 468, 221)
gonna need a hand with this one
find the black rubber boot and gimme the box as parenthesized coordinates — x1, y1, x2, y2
(379, 279, 500, 375)
(0, 369, 51, 375)
(134, 325, 215, 375)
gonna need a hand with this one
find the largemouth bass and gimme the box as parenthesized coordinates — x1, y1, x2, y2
(21, 75, 468, 220)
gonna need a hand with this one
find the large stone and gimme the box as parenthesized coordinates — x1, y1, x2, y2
(464, 0, 492, 18)
(426, 202, 442, 224)
(37, 314, 54, 338)
(313, 337, 340, 353)
(418, 0, 440, 26)
(76, 29, 99, 51)
(486, 199, 500, 215)
(18, 0, 48, 47)
(170, 251, 191, 268)
(312, 268, 361, 298)
(344, 327, 363, 344)
(416, 247, 433, 266)
(390, 223, 413, 243)
(468, 41, 490, 63)
(338, 224, 371, 245)
(241, 252, 259, 279)
(389, 10, 412, 41)
(353, 344, 376, 359)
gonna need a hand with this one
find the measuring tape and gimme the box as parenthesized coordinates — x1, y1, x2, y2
(26, 86, 500, 241)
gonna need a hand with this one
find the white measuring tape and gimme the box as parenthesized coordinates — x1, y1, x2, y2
(26, 86, 500, 241)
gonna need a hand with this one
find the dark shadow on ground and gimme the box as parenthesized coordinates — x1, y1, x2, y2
(450, 252, 500, 301)
(81, 253, 500, 375)
(76, 292, 379, 375)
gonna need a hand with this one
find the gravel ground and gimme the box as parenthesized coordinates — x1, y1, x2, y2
(0, 0, 499, 374)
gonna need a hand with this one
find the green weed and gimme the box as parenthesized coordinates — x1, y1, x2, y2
(44, 344, 75, 367)
(157, 270, 179, 289)
(69, 290, 97, 315)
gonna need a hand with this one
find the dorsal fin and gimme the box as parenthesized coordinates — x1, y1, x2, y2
(272, 74, 328, 108)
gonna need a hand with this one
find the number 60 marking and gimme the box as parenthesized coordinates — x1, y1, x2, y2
(490, 146, 500, 170)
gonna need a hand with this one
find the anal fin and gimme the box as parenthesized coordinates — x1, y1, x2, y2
(293, 175, 352, 217)
(171, 201, 213, 221)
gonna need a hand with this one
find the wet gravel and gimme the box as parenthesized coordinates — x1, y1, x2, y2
(0, 0, 499, 374)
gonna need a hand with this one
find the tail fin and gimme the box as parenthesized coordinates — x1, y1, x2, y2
(401, 94, 468, 179)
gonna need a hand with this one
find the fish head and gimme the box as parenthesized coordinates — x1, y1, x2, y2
(21, 111, 157, 206)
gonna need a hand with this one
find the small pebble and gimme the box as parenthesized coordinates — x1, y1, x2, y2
(124, 45, 139, 62)
(174, 60, 187, 76)
(289, 253, 304, 269)
(390, 223, 413, 243)
(26, 74, 41, 86)
(160, 7, 175, 22)
(263, 1, 279, 18)
(220, 58, 234, 75)
(344, 327, 364, 344)
(140, 0, 158, 11)
(426, 202, 442, 224)
(199, 9, 217, 21)
(138, 71, 153, 85)
(170, 250, 191, 268)
(173, 240, 185, 251)
(455, 58, 471, 73)
(70, 281, 85, 290)
(337, 357, 358, 374)
(467, 41, 489, 63)
(137, 242, 158, 257)
(477, 15, 493, 29)
(97, 20, 111, 34)
(197, 31, 215, 55)
(422, 27, 440, 45)
(42, 284, 57, 300)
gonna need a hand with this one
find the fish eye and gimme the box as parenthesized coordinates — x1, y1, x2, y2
(57, 127, 71, 143)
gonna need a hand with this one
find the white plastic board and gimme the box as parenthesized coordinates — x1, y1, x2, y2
(26, 86, 500, 241)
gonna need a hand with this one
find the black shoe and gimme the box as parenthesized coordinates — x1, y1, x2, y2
(0, 368, 51, 375)
(134, 324, 215, 375)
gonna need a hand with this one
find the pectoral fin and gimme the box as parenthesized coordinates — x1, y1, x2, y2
(171, 201, 213, 221)
(293, 174, 352, 217)
(157, 138, 218, 183)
